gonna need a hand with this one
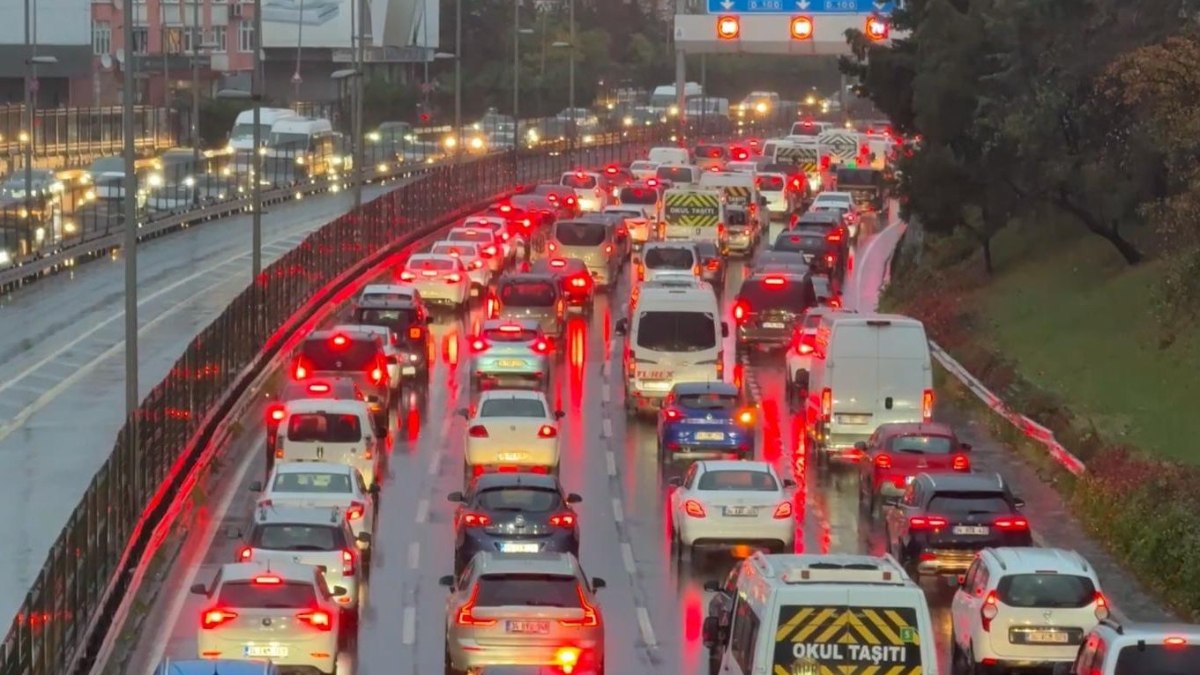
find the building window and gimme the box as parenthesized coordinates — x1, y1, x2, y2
(239, 21, 255, 52)
(182, 25, 201, 53)
(210, 26, 227, 53)
(92, 21, 112, 56)
(132, 26, 150, 54)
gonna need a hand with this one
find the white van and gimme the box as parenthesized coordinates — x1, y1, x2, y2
(699, 171, 761, 253)
(655, 163, 702, 187)
(615, 283, 727, 414)
(804, 313, 934, 462)
(228, 107, 297, 173)
(710, 552, 937, 675)
(263, 117, 336, 180)
(559, 170, 608, 212)
(648, 146, 690, 166)
(277, 398, 381, 488)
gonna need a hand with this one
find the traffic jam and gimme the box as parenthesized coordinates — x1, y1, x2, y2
(159, 121, 1200, 675)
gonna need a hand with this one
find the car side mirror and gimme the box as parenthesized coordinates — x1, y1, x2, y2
(249, 481, 263, 492)
(591, 578, 607, 591)
(703, 579, 721, 593)
(854, 441, 868, 452)
(1013, 498, 1026, 509)
(225, 526, 242, 540)
(783, 478, 797, 489)
(960, 442, 972, 452)
(667, 477, 682, 487)
(189, 583, 209, 596)
(566, 493, 582, 504)
(555, 410, 566, 420)
(456, 407, 470, 418)
(614, 318, 628, 336)
(438, 575, 455, 588)
(331, 586, 349, 597)
(447, 491, 465, 503)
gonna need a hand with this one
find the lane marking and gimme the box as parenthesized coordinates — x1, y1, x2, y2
(621, 542, 636, 575)
(611, 498, 624, 523)
(407, 541, 420, 569)
(605, 451, 617, 477)
(427, 452, 440, 476)
(602, 382, 611, 403)
(601, 418, 612, 439)
(401, 606, 417, 644)
(601, 361, 610, 377)
(414, 498, 430, 524)
(636, 606, 658, 647)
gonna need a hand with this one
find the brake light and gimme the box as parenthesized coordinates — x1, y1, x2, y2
(1094, 592, 1110, 620)
(308, 382, 330, 394)
(556, 647, 582, 670)
(331, 334, 348, 347)
(565, 196, 576, 205)
(456, 584, 497, 626)
(461, 512, 491, 527)
(909, 515, 948, 529)
(952, 454, 970, 471)
(253, 575, 282, 585)
(468, 425, 489, 438)
(342, 548, 356, 575)
(237, 546, 252, 562)
(922, 389, 934, 422)
(538, 424, 558, 438)
(408, 326, 423, 340)
(875, 454, 892, 469)
(548, 242, 558, 252)
(683, 499, 706, 518)
(705, 259, 720, 271)
(201, 608, 238, 629)
(796, 334, 816, 356)
(470, 338, 488, 352)
(532, 339, 551, 353)
(369, 366, 384, 384)
(773, 502, 793, 519)
(559, 586, 601, 627)
(399, 271, 416, 281)
(820, 387, 832, 421)
(763, 275, 786, 286)
(736, 408, 755, 425)
(297, 609, 333, 631)
(293, 358, 310, 380)
(482, 245, 497, 257)
(446, 273, 462, 283)
(825, 254, 835, 267)
(550, 258, 567, 268)
(993, 516, 1029, 531)
(663, 408, 682, 421)
(346, 501, 365, 521)
(604, 243, 614, 254)
(733, 300, 749, 324)
(981, 591, 999, 631)
(569, 276, 589, 288)
(267, 404, 286, 423)
(548, 512, 576, 527)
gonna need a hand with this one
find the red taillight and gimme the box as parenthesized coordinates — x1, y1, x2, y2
(795, 334, 816, 356)
(952, 454, 970, 471)
(307, 383, 330, 394)
(346, 501, 365, 521)
(825, 254, 835, 267)
(1094, 592, 1110, 620)
(559, 586, 601, 627)
(820, 387, 832, 422)
(456, 584, 497, 626)
(446, 273, 462, 283)
(705, 259, 720, 271)
(1165, 636, 1188, 648)
(908, 515, 948, 530)
(736, 408, 755, 426)
(482, 245, 497, 257)
(532, 339, 550, 354)
(297, 609, 333, 631)
(921, 388, 934, 422)
(550, 258, 567, 268)
(342, 548, 356, 576)
(548, 512, 576, 527)
(733, 300, 749, 323)
(461, 512, 491, 527)
(470, 338, 489, 352)
(331, 334, 348, 347)
(399, 270, 416, 281)
(408, 326, 423, 340)
(369, 366, 384, 384)
(253, 574, 282, 585)
(604, 243, 614, 254)
(773, 502, 793, 519)
(993, 516, 1029, 531)
(663, 408, 682, 421)
(548, 242, 558, 252)
(267, 404, 286, 423)
(538, 424, 558, 438)
(569, 276, 588, 288)
(683, 499, 706, 518)
(762, 275, 786, 287)
(981, 591, 999, 631)
(237, 546, 252, 562)
(468, 424, 489, 438)
(874, 454, 892, 469)
(294, 358, 310, 380)
(201, 608, 238, 629)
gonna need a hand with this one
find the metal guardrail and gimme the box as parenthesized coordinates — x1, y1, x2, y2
(0, 126, 671, 675)
(0, 105, 176, 166)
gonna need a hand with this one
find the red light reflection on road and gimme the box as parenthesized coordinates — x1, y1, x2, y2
(405, 390, 422, 445)
(760, 399, 782, 465)
(680, 584, 705, 675)
(732, 362, 744, 391)
(442, 329, 460, 367)
(601, 305, 612, 356)
(567, 318, 587, 410)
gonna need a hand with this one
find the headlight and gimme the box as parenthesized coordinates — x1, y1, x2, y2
(623, 116, 634, 127)
(444, 136, 458, 149)
(85, 189, 96, 201)
(147, 173, 164, 188)
(582, 134, 595, 144)
(805, 95, 816, 105)
(367, 132, 381, 142)
(183, 176, 195, 187)
(755, 102, 768, 114)
(63, 220, 77, 234)
(377, 163, 389, 173)
(469, 137, 485, 150)
(0, 249, 9, 265)
(526, 129, 540, 142)
(668, 105, 680, 117)
(295, 155, 306, 165)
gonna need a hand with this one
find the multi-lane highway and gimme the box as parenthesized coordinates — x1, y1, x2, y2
(113, 202, 1170, 675)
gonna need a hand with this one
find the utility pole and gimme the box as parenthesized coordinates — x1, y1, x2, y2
(353, 0, 364, 210)
(454, 0, 461, 161)
(23, 0, 33, 255)
(191, 0, 201, 204)
(512, 0, 519, 154)
(122, 0, 142, 499)
(567, 0, 575, 165)
(252, 0, 263, 279)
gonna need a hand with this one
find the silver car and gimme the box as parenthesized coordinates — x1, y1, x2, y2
(441, 552, 607, 673)
(470, 319, 553, 391)
(490, 273, 566, 337)
(548, 219, 621, 288)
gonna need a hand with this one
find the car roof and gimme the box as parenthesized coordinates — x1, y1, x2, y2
(473, 551, 578, 575)
(876, 422, 956, 437)
(796, 211, 842, 222)
(254, 503, 343, 525)
(360, 283, 417, 296)
(699, 459, 774, 473)
(671, 380, 739, 397)
(531, 258, 586, 273)
(816, 191, 853, 199)
(281, 377, 357, 395)
(219, 560, 316, 583)
(921, 472, 1007, 492)
(270, 461, 355, 477)
(354, 297, 419, 310)
(644, 241, 697, 250)
(470, 471, 561, 492)
(285, 398, 368, 414)
(478, 388, 547, 402)
(333, 323, 388, 337)
(448, 226, 496, 236)
(481, 318, 542, 332)
(497, 272, 558, 285)
(408, 253, 457, 263)
(1098, 621, 1200, 640)
(982, 547, 1093, 575)
(432, 240, 480, 250)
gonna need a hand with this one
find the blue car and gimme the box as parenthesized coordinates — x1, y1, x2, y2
(656, 381, 757, 462)
(154, 660, 278, 675)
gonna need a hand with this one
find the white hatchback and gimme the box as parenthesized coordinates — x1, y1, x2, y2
(398, 253, 471, 308)
(668, 460, 797, 559)
(251, 461, 378, 543)
(459, 389, 565, 484)
(430, 240, 489, 294)
(446, 226, 507, 273)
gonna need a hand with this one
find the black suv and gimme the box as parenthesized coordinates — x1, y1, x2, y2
(732, 272, 816, 354)
(772, 227, 849, 288)
(352, 297, 432, 382)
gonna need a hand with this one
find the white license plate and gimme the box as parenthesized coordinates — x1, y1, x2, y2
(507, 620, 550, 634)
(837, 414, 872, 425)
(642, 381, 672, 391)
(953, 525, 990, 536)
(496, 359, 526, 368)
(724, 506, 756, 517)
(401, 366, 416, 375)
(500, 542, 540, 553)
(497, 452, 529, 461)
(1028, 631, 1070, 644)
(245, 645, 289, 658)
(762, 322, 786, 329)
(695, 431, 726, 441)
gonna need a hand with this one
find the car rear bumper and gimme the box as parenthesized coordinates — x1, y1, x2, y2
(738, 326, 792, 345)
(197, 635, 337, 671)
(447, 636, 603, 671)
(915, 548, 978, 575)
(679, 517, 794, 548)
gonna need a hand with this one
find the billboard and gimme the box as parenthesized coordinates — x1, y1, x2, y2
(0, 0, 89, 46)
(262, 0, 439, 52)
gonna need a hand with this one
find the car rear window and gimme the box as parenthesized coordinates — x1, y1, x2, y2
(737, 276, 813, 310)
(300, 339, 380, 371)
(475, 487, 561, 512)
(217, 581, 317, 608)
(774, 232, 829, 253)
(355, 307, 418, 329)
(560, 173, 598, 189)
(499, 282, 556, 307)
(995, 574, 1097, 608)
(475, 574, 581, 607)
(802, 314, 823, 329)
(656, 166, 695, 183)
(287, 413, 363, 443)
(890, 435, 955, 455)
(836, 169, 880, 185)
(1114, 644, 1200, 674)
(480, 398, 546, 417)
(432, 243, 479, 257)
(408, 257, 455, 271)
(697, 470, 778, 491)
(644, 247, 695, 269)
(677, 392, 738, 410)
(636, 312, 717, 352)
(927, 492, 1011, 515)
(252, 524, 345, 551)
(758, 174, 786, 191)
(449, 230, 492, 243)
(272, 471, 354, 494)
(695, 145, 727, 159)
(555, 221, 607, 246)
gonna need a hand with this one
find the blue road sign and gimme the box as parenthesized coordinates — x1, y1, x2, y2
(706, 0, 897, 14)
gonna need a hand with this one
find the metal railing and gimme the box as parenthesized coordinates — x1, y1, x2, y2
(0, 105, 177, 169)
(0, 125, 669, 675)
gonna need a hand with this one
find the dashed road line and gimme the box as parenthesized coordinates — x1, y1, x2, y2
(620, 542, 637, 575)
(636, 606, 658, 648)
(414, 498, 430, 524)
(611, 498, 624, 523)
(605, 450, 617, 477)
(601, 418, 613, 439)
(602, 382, 611, 403)
(401, 606, 417, 644)
(407, 541, 420, 569)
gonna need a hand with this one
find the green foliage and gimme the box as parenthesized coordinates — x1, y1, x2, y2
(197, 98, 252, 148)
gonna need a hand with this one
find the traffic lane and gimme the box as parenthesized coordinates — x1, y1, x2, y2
(366, 291, 658, 675)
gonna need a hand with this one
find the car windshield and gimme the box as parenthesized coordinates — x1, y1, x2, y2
(644, 247, 695, 269)
(408, 257, 456, 271)
(695, 145, 727, 159)
(449, 230, 492, 243)
(656, 166, 695, 183)
(555, 221, 607, 246)
(268, 132, 309, 148)
(272, 471, 353, 494)
(475, 574, 581, 607)
(355, 308, 417, 329)
(774, 232, 829, 253)
(636, 311, 716, 352)
(217, 581, 317, 608)
(836, 169, 879, 185)
(697, 470, 778, 491)
(561, 174, 598, 189)
(1114, 644, 1200, 674)
(995, 574, 1096, 608)
(927, 492, 1011, 515)
(475, 487, 561, 512)
(480, 398, 547, 417)
(759, 174, 786, 191)
(891, 435, 955, 454)
(287, 413, 363, 443)
(499, 282, 556, 307)
(677, 393, 738, 410)
(252, 524, 343, 551)
(300, 339, 378, 371)
(738, 277, 813, 311)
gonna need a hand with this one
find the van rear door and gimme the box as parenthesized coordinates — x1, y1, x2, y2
(827, 325, 880, 435)
(874, 322, 932, 426)
(772, 594, 927, 674)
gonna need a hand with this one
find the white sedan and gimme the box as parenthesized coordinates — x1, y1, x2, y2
(430, 240, 489, 295)
(398, 253, 471, 308)
(446, 226, 506, 273)
(250, 461, 378, 543)
(458, 389, 565, 485)
(668, 460, 797, 560)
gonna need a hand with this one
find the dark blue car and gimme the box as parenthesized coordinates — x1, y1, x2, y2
(656, 381, 757, 462)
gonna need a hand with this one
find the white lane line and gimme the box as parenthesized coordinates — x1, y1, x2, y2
(143, 438, 262, 671)
(427, 452, 441, 476)
(601, 361, 610, 377)
(415, 498, 430, 524)
(611, 498, 624, 523)
(605, 451, 617, 477)
(620, 542, 636, 575)
(602, 382, 611, 403)
(407, 541, 421, 569)
(601, 418, 612, 439)
(636, 606, 658, 648)
(401, 606, 417, 644)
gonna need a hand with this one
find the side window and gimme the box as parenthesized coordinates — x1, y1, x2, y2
(728, 597, 761, 672)
(684, 464, 700, 490)
(456, 560, 474, 589)
(974, 566, 991, 596)
(962, 560, 979, 591)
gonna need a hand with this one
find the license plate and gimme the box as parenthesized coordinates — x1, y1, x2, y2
(497, 452, 529, 461)
(1028, 631, 1070, 644)
(724, 506, 756, 517)
(500, 542, 540, 553)
(695, 431, 726, 441)
(495, 359, 526, 368)
(642, 381, 671, 391)
(244, 645, 289, 658)
(837, 414, 872, 425)
(953, 525, 989, 536)
(507, 620, 550, 634)
(401, 366, 416, 375)
(762, 322, 786, 329)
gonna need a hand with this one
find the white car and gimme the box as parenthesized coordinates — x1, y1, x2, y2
(810, 191, 857, 234)
(446, 226, 506, 273)
(330, 323, 402, 392)
(602, 206, 651, 248)
(725, 160, 759, 174)
(668, 460, 797, 559)
(783, 307, 833, 404)
(276, 398, 381, 488)
(951, 547, 1110, 673)
(357, 283, 421, 306)
(192, 561, 344, 673)
(430, 240, 489, 294)
(629, 160, 659, 180)
(559, 170, 608, 212)
(398, 253, 471, 308)
(460, 215, 518, 262)
(459, 389, 565, 484)
(250, 461, 378, 543)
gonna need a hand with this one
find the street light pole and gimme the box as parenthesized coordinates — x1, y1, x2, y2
(191, 0, 201, 204)
(122, 0, 142, 497)
(353, 0, 364, 210)
(512, 0, 520, 154)
(567, 0, 575, 164)
(454, 0, 461, 160)
(23, 0, 33, 255)
(252, 0, 263, 279)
